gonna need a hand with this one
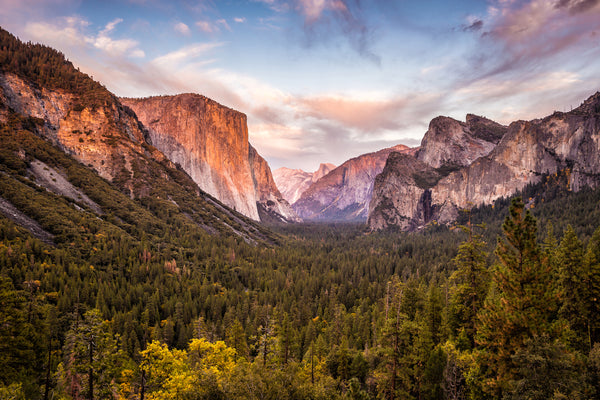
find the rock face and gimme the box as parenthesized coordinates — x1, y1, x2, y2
(273, 163, 336, 204)
(368, 153, 440, 231)
(368, 93, 600, 230)
(249, 146, 300, 222)
(0, 27, 288, 243)
(121, 94, 297, 222)
(293, 145, 416, 221)
(416, 114, 506, 168)
(0, 71, 157, 197)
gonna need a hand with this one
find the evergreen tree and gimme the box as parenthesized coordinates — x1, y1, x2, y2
(376, 277, 416, 400)
(448, 221, 489, 347)
(475, 197, 562, 397)
(585, 227, 600, 347)
(0, 277, 36, 394)
(226, 319, 249, 360)
(558, 225, 588, 351)
(55, 309, 129, 399)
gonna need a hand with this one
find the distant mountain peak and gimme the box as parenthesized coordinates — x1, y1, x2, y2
(273, 163, 337, 205)
(292, 144, 415, 221)
(369, 90, 600, 231)
(121, 95, 297, 222)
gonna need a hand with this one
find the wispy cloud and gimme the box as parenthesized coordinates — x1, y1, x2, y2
(196, 20, 217, 33)
(24, 16, 90, 49)
(24, 16, 145, 59)
(174, 21, 191, 36)
(256, 0, 381, 64)
(90, 18, 145, 58)
(462, 0, 600, 80)
(216, 19, 231, 31)
(151, 42, 223, 67)
(196, 18, 232, 34)
(296, 91, 444, 133)
(295, 0, 348, 23)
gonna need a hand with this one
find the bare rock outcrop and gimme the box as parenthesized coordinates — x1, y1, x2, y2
(249, 145, 300, 222)
(416, 114, 506, 169)
(0, 71, 155, 197)
(368, 152, 440, 231)
(293, 145, 416, 221)
(121, 94, 297, 222)
(369, 92, 600, 230)
(273, 163, 336, 204)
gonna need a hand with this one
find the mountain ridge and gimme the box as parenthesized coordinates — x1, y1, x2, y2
(273, 162, 336, 204)
(369, 92, 600, 231)
(292, 144, 416, 221)
(0, 26, 280, 241)
(120, 94, 297, 222)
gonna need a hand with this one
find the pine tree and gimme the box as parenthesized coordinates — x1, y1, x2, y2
(449, 221, 489, 347)
(377, 277, 416, 400)
(55, 309, 128, 400)
(475, 197, 561, 397)
(586, 227, 600, 347)
(558, 225, 588, 351)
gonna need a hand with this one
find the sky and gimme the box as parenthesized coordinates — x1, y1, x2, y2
(1, 0, 600, 171)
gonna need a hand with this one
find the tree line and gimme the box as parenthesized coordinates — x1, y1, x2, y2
(2, 195, 600, 399)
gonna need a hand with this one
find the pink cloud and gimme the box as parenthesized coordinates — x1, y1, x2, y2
(255, 0, 380, 63)
(174, 22, 191, 36)
(296, 0, 348, 23)
(196, 19, 232, 34)
(296, 93, 443, 133)
(485, 0, 600, 60)
(196, 20, 217, 33)
(298, 96, 406, 131)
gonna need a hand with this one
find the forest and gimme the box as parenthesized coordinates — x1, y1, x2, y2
(2, 124, 600, 399)
(3, 25, 600, 400)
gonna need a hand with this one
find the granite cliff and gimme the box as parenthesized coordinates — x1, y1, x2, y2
(369, 94, 600, 230)
(0, 67, 270, 241)
(368, 152, 440, 231)
(0, 28, 291, 240)
(293, 145, 416, 221)
(416, 114, 506, 169)
(249, 145, 300, 222)
(121, 95, 298, 222)
(273, 163, 336, 204)
(0, 71, 160, 197)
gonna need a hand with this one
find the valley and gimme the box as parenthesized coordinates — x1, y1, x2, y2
(1, 24, 600, 400)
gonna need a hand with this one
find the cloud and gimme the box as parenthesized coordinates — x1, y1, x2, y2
(245, 90, 444, 170)
(102, 18, 123, 34)
(174, 21, 191, 36)
(295, 92, 444, 134)
(295, 0, 348, 23)
(24, 17, 90, 49)
(91, 19, 146, 58)
(457, 71, 581, 101)
(151, 43, 223, 68)
(480, 0, 600, 69)
(234, 17, 246, 23)
(196, 18, 232, 34)
(25, 16, 145, 59)
(298, 96, 407, 131)
(447, 0, 600, 110)
(196, 20, 217, 33)
(256, 0, 381, 64)
(555, 0, 600, 14)
(462, 19, 483, 32)
(216, 19, 231, 31)
(448, 69, 592, 125)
